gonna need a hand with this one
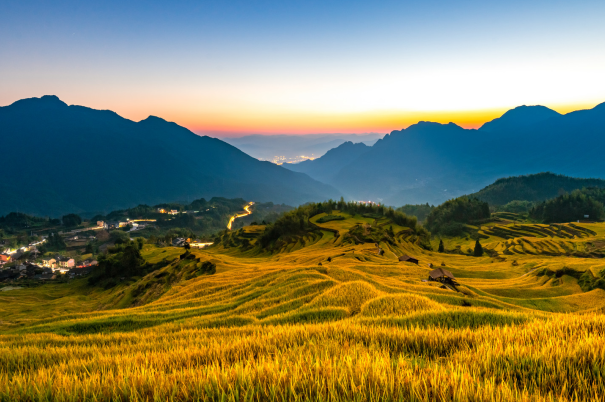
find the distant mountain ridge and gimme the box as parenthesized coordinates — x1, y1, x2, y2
(286, 141, 370, 184)
(0, 95, 340, 216)
(478, 105, 561, 132)
(283, 102, 605, 206)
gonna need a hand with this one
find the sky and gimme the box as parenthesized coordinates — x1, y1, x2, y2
(1, 0, 604, 136)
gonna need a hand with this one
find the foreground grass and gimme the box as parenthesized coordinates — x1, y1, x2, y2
(1, 313, 604, 401)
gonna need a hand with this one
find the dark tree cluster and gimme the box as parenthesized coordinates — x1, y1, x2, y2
(425, 196, 490, 236)
(88, 238, 147, 286)
(0, 212, 48, 235)
(62, 213, 82, 227)
(529, 188, 605, 223)
(395, 203, 435, 223)
(45, 232, 67, 251)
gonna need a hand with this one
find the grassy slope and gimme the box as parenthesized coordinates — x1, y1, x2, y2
(2, 212, 605, 400)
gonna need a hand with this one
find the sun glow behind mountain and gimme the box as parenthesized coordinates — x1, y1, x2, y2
(184, 102, 599, 136)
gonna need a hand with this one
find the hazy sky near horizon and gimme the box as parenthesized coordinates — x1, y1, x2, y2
(1, 0, 604, 136)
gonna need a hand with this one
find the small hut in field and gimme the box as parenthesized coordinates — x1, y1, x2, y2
(428, 267, 459, 287)
(398, 255, 419, 265)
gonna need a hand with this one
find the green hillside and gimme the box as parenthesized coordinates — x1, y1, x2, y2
(471, 172, 605, 206)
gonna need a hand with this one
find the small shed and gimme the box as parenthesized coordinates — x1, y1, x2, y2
(398, 255, 419, 265)
(428, 268, 459, 287)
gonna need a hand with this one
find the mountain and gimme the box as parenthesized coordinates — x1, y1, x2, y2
(469, 172, 605, 206)
(479, 105, 561, 132)
(285, 141, 371, 184)
(282, 102, 605, 206)
(0, 96, 340, 216)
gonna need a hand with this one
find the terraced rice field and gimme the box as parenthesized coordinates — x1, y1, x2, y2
(1, 213, 605, 401)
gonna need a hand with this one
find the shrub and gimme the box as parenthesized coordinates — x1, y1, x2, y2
(316, 215, 345, 223)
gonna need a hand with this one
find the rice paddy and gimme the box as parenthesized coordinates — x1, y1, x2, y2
(1, 212, 605, 401)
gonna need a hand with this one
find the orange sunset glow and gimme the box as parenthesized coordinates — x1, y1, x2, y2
(169, 102, 601, 136)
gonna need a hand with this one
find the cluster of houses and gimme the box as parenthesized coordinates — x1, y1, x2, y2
(97, 220, 149, 232)
(172, 238, 189, 247)
(171, 238, 214, 248)
(0, 237, 47, 258)
(0, 253, 97, 283)
(157, 208, 179, 215)
(157, 208, 203, 215)
(66, 234, 96, 242)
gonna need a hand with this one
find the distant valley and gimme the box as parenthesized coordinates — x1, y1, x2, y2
(221, 133, 381, 164)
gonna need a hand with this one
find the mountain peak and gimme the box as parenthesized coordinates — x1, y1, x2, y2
(138, 115, 185, 130)
(39, 95, 65, 104)
(409, 121, 464, 130)
(480, 105, 560, 132)
(5, 95, 68, 110)
(140, 115, 165, 122)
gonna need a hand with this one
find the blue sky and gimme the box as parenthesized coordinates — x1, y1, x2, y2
(1, 0, 604, 135)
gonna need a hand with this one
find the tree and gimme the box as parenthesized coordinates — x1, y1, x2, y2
(62, 213, 82, 227)
(109, 230, 129, 245)
(135, 237, 146, 250)
(438, 239, 445, 253)
(425, 196, 490, 236)
(85, 243, 94, 254)
(474, 239, 483, 256)
(46, 232, 66, 251)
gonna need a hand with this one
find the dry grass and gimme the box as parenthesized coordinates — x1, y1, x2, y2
(360, 293, 444, 316)
(1, 315, 605, 401)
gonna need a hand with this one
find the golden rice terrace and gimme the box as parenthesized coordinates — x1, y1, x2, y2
(1, 210, 605, 401)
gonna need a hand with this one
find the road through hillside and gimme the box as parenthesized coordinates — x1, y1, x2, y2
(227, 202, 254, 229)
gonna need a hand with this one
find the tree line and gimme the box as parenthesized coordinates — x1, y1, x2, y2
(529, 188, 605, 223)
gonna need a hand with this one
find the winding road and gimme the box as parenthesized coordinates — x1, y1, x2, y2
(227, 202, 254, 230)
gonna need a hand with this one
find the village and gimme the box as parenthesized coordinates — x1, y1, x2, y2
(0, 253, 98, 283)
(0, 208, 226, 285)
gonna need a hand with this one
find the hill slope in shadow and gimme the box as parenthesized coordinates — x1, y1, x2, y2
(285, 102, 605, 206)
(0, 96, 340, 216)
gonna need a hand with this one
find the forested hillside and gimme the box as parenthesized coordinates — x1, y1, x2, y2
(529, 188, 605, 223)
(424, 196, 490, 236)
(471, 173, 605, 206)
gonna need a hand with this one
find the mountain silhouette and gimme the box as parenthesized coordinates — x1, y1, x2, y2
(479, 105, 561, 132)
(286, 141, 371, 184)
(0, 96, 340, 216)
(283, 102, 605, 206)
